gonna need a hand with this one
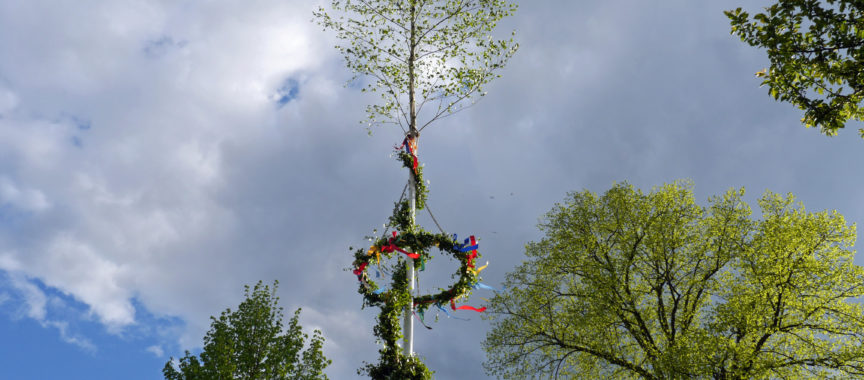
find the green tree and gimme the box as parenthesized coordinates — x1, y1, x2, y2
(726, 1, 864, 138)
(483, 181, 864, 379)
(314, 0, 518, 136)
(162, 281, 330, 380)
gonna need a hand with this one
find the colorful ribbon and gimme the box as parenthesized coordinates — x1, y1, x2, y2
(466, 239, 478, 270)
(367, 245, 381, 266)
(380, 231, 420, 259)
(468, 260, 488, 275)
(353, 262, 368, 278)
(396, 137, 419, 174)
(451, 299, 486, 313)
(414, 310, 433, 330)
(453, 235, 479, 252)
(452, 234, 483, 275)
(473, 282, 499, 292)
(455, 305, 487, 312)
(436, 303, 470, 321)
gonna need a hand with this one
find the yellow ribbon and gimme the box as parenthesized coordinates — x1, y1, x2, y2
(367, 245, 381, 266)
(468, 261, 489, 275)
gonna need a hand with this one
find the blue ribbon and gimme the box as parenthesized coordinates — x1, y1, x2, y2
(452, 235, 479, 252)
(458, 243, 479, 252)
(473, 282, 499, 292)
(436, 304, 470, 321)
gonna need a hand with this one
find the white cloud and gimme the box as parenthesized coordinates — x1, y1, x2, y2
(146, 345, 165, 358)
(45, 320, 96, 353)
(0, 0, 346, 354)
(0, 177, 50, 212)
(6, 273, 48, 321)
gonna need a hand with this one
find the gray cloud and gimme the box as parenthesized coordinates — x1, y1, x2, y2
(1, 0, 863, 379)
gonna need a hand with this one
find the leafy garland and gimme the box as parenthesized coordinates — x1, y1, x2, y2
(351, 140, 485, 379)
(398, 151, 429, 211)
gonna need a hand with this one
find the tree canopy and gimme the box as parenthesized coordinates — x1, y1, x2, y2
(726, 1, 864, 138)
(483, 181, 864, 379)
(163, 281, 330, 380)
(314, 0, 518, 134)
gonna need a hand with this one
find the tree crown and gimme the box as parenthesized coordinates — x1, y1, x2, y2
(484, 181, 864, 379)
(163, 281, 330, 380)
(314, 0, 518, 133)
(727, 1, 864, 138)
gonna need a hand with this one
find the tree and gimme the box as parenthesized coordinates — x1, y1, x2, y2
(726, 1, 864, 138)
(314, 0, 518, 136)
(162, 281, 330, 380)
(483, 181, 864, 379)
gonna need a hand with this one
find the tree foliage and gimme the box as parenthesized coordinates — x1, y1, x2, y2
(483, 181, 864, 379)
(163, 281, 330, 380)
(314, 0, 518, 134)
(726, 1, 864, 138)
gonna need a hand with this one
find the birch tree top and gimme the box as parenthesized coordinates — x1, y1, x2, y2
(314, 0, 518, 134)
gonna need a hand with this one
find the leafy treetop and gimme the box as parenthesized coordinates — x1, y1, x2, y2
(484, 181, 864, 379)
(163, 281, 330, 380)
(727, 1, 864, 138)
(314, 0, 518, 134)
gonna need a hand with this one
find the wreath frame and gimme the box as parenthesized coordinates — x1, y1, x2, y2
(352, 224, 482, 315)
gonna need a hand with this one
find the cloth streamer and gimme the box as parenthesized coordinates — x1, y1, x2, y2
(453, 235, 479, 252)
(353, 262, 368, 278)
(436, 304, 470, 321)
(473, 282, 499, 292)
(450, 299, 486, 313)
(380, 231, 420, 259)
(367, 245, 381, 265)
(396, 137, 419, 174)
(413, 311, 433, 330)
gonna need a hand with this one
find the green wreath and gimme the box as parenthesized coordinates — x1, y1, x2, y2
(351, 214, 485, 315)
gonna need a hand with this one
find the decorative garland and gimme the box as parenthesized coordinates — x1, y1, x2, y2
(352, 215, 487, 315)
(396, 137, 428, 210)
(351, 136, 489, 379)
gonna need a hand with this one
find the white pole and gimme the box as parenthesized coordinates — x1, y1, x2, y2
(403, 142, 416, 356)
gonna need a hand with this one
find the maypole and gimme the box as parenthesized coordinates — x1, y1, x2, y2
(314, 1, 518, 378)
(403, 132, 416, 357)
(404, 0, 418, 352)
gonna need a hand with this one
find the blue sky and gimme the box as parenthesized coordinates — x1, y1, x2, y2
(1, 0, 864, 379)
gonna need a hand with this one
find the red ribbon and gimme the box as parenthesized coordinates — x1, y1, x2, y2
(397, 137, 419, 174)
(466, 235, 478, 269)
(455, 305, 487, 312)
(380, 231, 420, 259)
(354, 263, 369, 281)
(353, 262, 368, 277)
(450, 298, 486, 313)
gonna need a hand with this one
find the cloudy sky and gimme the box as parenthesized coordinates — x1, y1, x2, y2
(1, 0, 864, 379)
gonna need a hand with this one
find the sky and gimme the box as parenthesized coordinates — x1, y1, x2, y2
(1, 0, 863, 379)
